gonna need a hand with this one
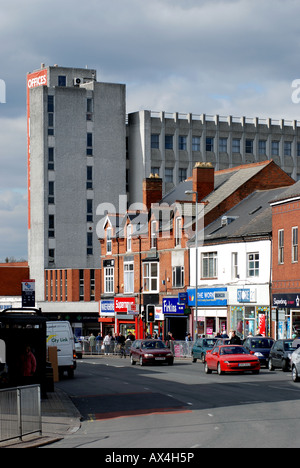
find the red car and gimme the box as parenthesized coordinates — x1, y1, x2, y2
(205, 345, 260, 375)
(130, 339, 174, 366)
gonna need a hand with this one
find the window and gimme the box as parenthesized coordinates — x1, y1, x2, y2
(143, 262, 159, 293)
(48, 112, 54, 135)
(58, 76, 66, 87)
(245, 139, 253, 154)
(86, 98, 93, 121)
(247, 253, 259, 277)
(79, 269, 84, 301)
(151, 220, 157, 249)
(106, 228, 112, 254)
(87, 166, 93, 189)
(151, 167, 160, 176)
(175, 217, 182, 246)
(90, 269, 95, 300)
(219, 138, 227, 152)
(87, 133, 93, 155)
(87, 199, 93, 222)
(49, 249, 55, 263)
(47, 95, 54, 112)
(206, 137, 214, 152)
(48, 148, 54, 170)
(271, 141, 280, 156)
(151, 134, 159, 149)
(165, 135, 173, 150)
(127, 224, 132, 252)
(297, 142, 300, 157)
(104, 266, 114, 293)
(192, 136, 200, 152)
(278, 230, 284, 264)
(165, 168, 173, 183)
(232, 252, 239, 279)
(124, 262, 134, 293)
(172, 266, 184, 288)
(292, 227, 298, 263)
(232, 139, 240, 153)
(258, 140, 267, 155)
(48, 181, 55, 204)
(202, 252, 218, 278)
(178, 135, 187, 150)
(87, 232, 93, 255)
(284, 141, 292, 156)
(48, 215, 55, 238)
(179, 168, 187, 183)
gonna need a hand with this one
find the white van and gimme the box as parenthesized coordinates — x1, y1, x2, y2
(46, 321, 77, 378)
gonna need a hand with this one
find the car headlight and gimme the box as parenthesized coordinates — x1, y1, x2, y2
(144, 353, 154, 358)
(254, 352, 264, 357)
(166, 353, 173, 357)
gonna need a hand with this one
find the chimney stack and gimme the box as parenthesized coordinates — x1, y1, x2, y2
(192, 162, 214, 202)
(143, 174, 163, 212)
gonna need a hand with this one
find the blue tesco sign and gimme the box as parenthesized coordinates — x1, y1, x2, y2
(100, 300, 114, 316)
(163, 298, 185, 315)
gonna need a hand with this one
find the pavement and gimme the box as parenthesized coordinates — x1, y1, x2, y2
(0, 387, 82, 449)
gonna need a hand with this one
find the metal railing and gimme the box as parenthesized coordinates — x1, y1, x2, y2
(0, 385, 42, 443)
(79, 339, 194, 358)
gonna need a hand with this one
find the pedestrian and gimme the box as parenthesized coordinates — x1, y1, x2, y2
(103, 332, 112, 355)
(185, 333, 192, 342)
(20, 345, 37, 384)
(89, 333, 96, 354)
(229, 330, 241, 345)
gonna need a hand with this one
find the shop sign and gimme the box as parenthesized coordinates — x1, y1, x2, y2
(273, 294, 300, 308)
(187, 287, 227, 307)
(100, 300, 114, 316)
(21, 280, 35, 307)
(237, 288, 257, 303)
(178, 292, 188, 304)
(163, 298, 185, 315)
(114, 297, 136, 313)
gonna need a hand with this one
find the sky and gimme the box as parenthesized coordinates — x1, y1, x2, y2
(1, 0, 300, 262)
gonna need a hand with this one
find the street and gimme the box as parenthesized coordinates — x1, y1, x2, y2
(48, 355, 300, 448)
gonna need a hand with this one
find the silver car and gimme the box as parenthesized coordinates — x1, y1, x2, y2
(291, 343, 300, 382)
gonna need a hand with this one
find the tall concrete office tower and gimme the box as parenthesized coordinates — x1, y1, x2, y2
(27, 65, 126, 329)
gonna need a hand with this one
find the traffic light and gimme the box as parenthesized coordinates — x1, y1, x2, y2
(146, 304, 155, 322)
(141, 308, 146, 322)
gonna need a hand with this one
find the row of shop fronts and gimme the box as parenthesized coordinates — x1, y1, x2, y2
(2, 288, 299, 341)
(94, 284, 289, 341)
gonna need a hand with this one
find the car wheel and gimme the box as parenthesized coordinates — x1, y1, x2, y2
(139, 356, 144, 366)
(168, 360, 174, 366)
(130, 355, 136, 365)
(205, 363, 212, 374)
(281, 359, 289, 372)
(201, 353, 206, 363)
(292, 365, 300, 382)
(268, 358, 275, 371)
(192, 355, 197, 363)
(217, 363, 224, 375)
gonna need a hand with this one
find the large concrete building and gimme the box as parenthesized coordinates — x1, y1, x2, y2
(27, 65, 126, 332)
(127, 110, 300, 202)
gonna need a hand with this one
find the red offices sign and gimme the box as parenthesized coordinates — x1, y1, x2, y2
(27, 69, 48, 229)
(114, 297, 136, 313)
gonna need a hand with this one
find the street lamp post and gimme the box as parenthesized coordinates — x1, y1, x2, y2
(185, 190, 198, 341)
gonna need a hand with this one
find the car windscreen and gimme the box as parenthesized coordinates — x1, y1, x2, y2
(203, 339, 217, 347)
(284, 341, 297, 351)
(141, 341, 166, 349)
(250, 339, 273, 349)
(220, 346, 248, 355)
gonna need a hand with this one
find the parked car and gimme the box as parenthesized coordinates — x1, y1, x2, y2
(130, 339, 174, 366)
(74, 337, 83, 359)
(268, 339, 297, 372)
(46, 321, 77, 378)
(205, 345, 260, 375)
(191, 338, 217, 363)
(291, 346, 300, 382)
(243, 337, 274, 367)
